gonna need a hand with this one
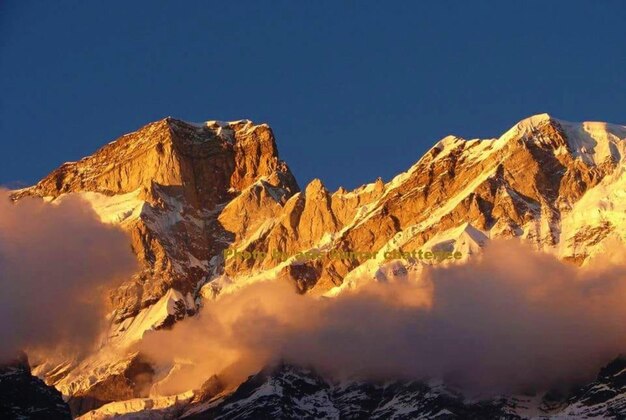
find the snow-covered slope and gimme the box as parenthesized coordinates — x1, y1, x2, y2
(10, 114, 626, 418)
(181, 359, 626, 419)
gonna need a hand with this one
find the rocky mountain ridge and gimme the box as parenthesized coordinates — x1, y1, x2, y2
(10, 113, 626, 418)
(77, 357, 626, 419)
(0, 354, 72, 419)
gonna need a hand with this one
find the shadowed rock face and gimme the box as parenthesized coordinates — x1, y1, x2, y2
(561, 356, 626, 417)
(0, 354, 71, 419)
(65, 355, 155, 417)
(182, 359, 626, 419)
(11, 114, 626, 415)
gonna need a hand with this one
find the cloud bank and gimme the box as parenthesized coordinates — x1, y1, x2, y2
(0, 190, 137, 361)
(140, 240, 626, 397)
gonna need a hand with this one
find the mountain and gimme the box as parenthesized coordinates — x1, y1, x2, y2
(0, 354, 71, 419)
(9, 113, 626, 418)
(14, 118, 299, 323)
(78, 358, 626, 419)
(181, 362, 519, 419)
(182, 357, 626, 419)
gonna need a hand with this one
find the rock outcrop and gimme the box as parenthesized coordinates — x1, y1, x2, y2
(0, 354, 72, 419)
(11, 113, 626, 416)
(183, 359, 626, 419)
(14, 118, 299, 322)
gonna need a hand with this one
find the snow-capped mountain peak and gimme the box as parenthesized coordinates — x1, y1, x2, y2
(9, 113, 626, 418)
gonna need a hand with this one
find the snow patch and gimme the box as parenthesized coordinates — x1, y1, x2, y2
(112, 289, 195, 348)
(75, 189, 145, 225)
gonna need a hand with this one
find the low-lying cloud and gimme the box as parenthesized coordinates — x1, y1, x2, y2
(0, 190, 137, 361)
(140, 240, 626, 397)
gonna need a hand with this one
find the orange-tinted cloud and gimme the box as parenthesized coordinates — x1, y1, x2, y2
(139, 240, 626, 396)
(0, 190, 138, 361)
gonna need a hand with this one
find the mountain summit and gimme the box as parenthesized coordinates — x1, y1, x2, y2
(10, 114, 626, 418)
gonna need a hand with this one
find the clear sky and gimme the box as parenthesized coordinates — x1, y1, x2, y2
(1, 1, 625, 191)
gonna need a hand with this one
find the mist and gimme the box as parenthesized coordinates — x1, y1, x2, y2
(139, 239, 626, 397)
(0, 190, 138, 361)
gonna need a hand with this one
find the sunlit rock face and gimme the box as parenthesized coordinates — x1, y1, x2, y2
(14, 118, 299, 322)
(12, 114, 626, 416)
(215, 113, 626, 295)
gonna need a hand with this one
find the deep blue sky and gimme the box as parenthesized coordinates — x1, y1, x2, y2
(1, 1, 625, 191)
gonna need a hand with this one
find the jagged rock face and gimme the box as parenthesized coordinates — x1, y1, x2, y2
(221, 114, 626, 294)
(12, 114, 626, 415)
(559, 356, 626, 418)
(183, 363, 520, 419)
(0, 354, 72, 419)
(75, 360, 626, 419)
(180, 361, 626, 419)
(65, 355, 155, 417)
(13, 118, 300, 415)
(17, 119, 297, 208)
(14, 118, 299, 322)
